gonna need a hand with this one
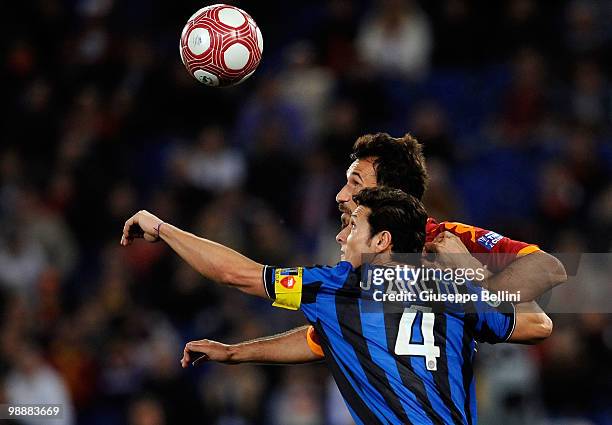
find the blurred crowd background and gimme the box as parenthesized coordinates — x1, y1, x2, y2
(1, 0, 612, 424)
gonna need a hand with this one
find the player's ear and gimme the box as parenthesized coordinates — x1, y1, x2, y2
(374, 230, 393, 253)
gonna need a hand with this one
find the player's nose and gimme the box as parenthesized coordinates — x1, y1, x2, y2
(336, 184, 351, 204)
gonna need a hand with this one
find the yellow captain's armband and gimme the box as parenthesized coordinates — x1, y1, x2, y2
(272, 267, 303, 310)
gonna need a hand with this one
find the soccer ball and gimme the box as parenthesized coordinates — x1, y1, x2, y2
(180, 4, 263, 87)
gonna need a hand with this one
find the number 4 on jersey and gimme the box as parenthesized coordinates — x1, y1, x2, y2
(394, 306, 441, 371)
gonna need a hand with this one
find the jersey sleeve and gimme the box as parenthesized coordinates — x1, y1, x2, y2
(473, 305, 516, 344)
(429, 220, 540, 272)
(263, 261, 352, 311)
(465, 283, 516, 343)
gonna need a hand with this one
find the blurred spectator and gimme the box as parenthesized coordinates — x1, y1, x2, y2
(16, 186, 78, 278)
(202, 364, 267, 425)
(564, 0, 606, 57)
(313, 0, 361, 75)
(234, 77, 307, 153)
(0, 150, 24, 215)
(326, 377, 354, 425)
(537, 160, 583, 227)
(563, 127, 608, 200)
(589, 183, 612, 251)
(193, 192, 248, 251)
(569, 60, 610, 127)
(172, 126, 246, 194)
(4, 342, 75, 425)
(128, 396, 166, 425)
(269, 368, 324, 425)
(48, 317, 99, 409)
(477, 344, 543, 425)
(428, 0, 480, 67)
(500, 48, 548, 143)
(410, 100, 455, 162)
(0, 225, 47, 296)
(320, 99, 361, 168)
(499, 0, 553, 56)
(58, 87, 105, 167)
(279, 42, 335, 139)
(421, 159, 464, 221)
(246, 124, 301, 218)
(357, 0, 432, 80)
(249, 208, 297, 266)
(295, 150, 337, 243)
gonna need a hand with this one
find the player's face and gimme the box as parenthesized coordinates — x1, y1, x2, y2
(336, 213, 351, 260)
(336, 158, 377, 215)
(343, 206, 376, 267)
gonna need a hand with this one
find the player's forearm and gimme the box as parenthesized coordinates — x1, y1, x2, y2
(228, 326, 322, 364)
(158, 222, 265, 297)
(509, 301, 553, 344)
(485, 251, 566, 302)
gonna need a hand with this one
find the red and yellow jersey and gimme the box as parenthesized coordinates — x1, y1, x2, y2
(306, 218, 540, 358)
(425, 218, 540, 273)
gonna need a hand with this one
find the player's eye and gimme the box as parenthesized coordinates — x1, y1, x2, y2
(349, 177, 361, 188)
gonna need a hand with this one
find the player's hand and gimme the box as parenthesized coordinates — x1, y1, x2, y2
(422, 231, 486, 272)
(424, 231, 470, 255)
(180, 339, 235, 367)
(120, 210, 164, 246)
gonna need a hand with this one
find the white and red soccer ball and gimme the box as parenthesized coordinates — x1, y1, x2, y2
(180, 4, 263, 87)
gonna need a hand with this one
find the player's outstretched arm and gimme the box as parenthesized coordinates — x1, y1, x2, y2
(180, 326, 322, 367)
(507, 301, 553, 344)
(121, 210, 266, 298)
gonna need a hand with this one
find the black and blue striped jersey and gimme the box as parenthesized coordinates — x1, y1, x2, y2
(263, 262, 515, 425)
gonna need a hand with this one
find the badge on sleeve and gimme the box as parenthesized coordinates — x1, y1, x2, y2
(477, 231, 503, 250)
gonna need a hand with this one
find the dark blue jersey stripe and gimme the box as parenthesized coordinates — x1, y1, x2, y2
(312, 284, 392, 424)
(460, 318, 476, 425)
(382, 304, 448, 424)
(431, 313, 468, 425)
(407, 334, 456, 424)
(334, 282, 409, 424)
(362, 299, 439, 424)
(313, 322, 384, 425)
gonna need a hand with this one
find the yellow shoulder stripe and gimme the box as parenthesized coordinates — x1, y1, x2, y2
(517, 245, 540, 257)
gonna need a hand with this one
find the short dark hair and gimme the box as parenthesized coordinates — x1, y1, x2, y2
(353, 187, 427, 253)
(351, 133, 427, 200)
